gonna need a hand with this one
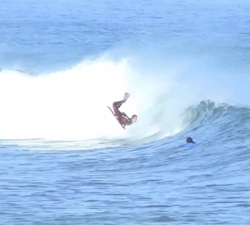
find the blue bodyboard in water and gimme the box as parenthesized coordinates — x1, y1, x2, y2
(184, 143, 196, 148)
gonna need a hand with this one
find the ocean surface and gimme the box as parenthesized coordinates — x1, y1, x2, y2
(1, 0, 250, 224)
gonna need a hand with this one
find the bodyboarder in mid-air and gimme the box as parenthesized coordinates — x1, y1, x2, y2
(109, 93, 138, 129)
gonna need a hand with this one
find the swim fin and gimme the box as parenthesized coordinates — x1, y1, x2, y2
(123, 92, 131, 101)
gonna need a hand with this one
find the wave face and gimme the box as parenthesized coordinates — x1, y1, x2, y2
(182, 101, 250, 145)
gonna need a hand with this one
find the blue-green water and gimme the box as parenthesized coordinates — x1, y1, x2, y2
(1, 0, 250, 224)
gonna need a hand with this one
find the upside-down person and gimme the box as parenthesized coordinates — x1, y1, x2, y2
(112, 93, 138, 129)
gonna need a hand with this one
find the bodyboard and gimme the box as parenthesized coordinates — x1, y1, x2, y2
(107, 106, 125, 129)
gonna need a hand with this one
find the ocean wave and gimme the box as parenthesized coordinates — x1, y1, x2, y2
(1, 55, 250, 149)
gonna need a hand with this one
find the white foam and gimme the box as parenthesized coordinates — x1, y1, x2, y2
(0, 55, 194, 146)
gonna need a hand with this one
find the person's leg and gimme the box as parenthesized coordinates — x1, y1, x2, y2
(113, 100, 124, 108)
(113, 100, 124, 116)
